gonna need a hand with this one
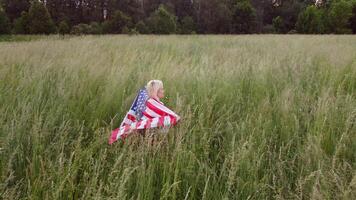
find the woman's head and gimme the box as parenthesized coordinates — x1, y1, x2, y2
(146, 80, 164, 100)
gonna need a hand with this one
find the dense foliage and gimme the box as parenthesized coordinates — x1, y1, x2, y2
(0, 0, 356, 34)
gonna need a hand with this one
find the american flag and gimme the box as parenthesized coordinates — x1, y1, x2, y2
(109, 88, 180, 144)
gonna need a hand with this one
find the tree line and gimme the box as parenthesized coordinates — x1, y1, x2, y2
(1, 0, 356, 35)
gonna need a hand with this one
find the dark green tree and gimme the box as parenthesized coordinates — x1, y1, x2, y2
(70, 23, 90, 35)
(135, 20, 150, 34)
(121, 26, 130, 34)
(328, 0, 353, 34)
(272, 0, 304, 32)
(172, 0, 195, 20)
(102, 10, 132, 33)
(296, 5, 326, 33)
(146, 4, 177, 34)
(106, 0, 143, 23)
(196, 0, 232, 33)
(272, 16, 286, 33)
(1, 0, 30, 22)
(13, 11, 29, 34)
(0, 5, 10, 34)
(179, 15, 196, 34)
(28, 1, 56, 34)
(232, 0, 257, 33)
(89, 22, 102, 34)
(58, 20, 70, 35)
(350, 2, 356, 33)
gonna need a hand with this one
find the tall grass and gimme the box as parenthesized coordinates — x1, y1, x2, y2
(0, 35, 355, 199)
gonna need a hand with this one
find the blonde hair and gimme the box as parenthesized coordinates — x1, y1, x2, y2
(146, 80, 163, 98)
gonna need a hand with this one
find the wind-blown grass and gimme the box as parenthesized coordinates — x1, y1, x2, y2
(0, 35, 355, 199)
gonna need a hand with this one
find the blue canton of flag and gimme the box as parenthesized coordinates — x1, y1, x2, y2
(120, 88, 149, 128)
(131, 88, 149, 120)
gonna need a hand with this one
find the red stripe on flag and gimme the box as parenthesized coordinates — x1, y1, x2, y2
(136, 121, 142, 129)
(120, 125, 131, 140)
(143, 111, 154, 119)
(173, 116, 177, 125)
(147, 100, 179, 120)
(109, 128, 120, 145)
(158, 116, 165, 127)
(127, 114, 136, 122)
(145, 119, 152, 129)
(146, 101, 167, 117)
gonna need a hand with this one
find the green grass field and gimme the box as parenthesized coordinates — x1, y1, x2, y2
(0, 35, 355, 199)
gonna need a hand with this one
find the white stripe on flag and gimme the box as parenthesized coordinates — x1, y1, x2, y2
(123, 118, 132, 125)
(149, 99, 179, 118)
(164, 116, 171, 126)
(145, 107, 161, 118)
(137, 120, 147, 129)
(117, 128, 124, 140)
(128, 110, 136, 115)
(151, 118, 159, 128)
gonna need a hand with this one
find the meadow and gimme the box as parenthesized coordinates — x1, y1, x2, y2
(0, 35, 355, 199)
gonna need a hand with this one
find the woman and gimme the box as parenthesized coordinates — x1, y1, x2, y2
(139, 80, 180, 135)
(109, 79, 180, 144)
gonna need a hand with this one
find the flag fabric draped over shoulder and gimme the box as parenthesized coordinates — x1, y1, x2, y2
(109, 88, 180, 144)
